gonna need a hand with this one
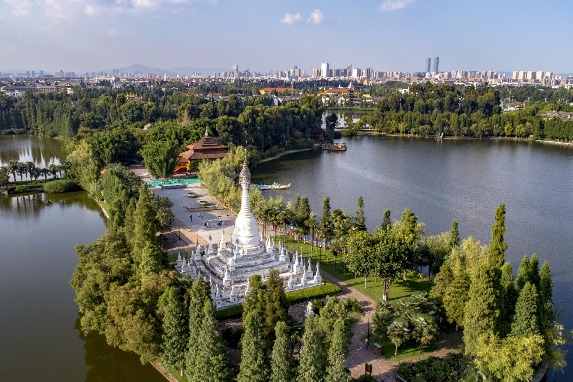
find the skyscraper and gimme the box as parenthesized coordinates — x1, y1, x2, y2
(433, 57, 440, 73)
(426, 57, 431, 73)
(320, 62, 329, 78)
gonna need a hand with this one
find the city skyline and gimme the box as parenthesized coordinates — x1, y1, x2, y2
(1, 0, 572, 74)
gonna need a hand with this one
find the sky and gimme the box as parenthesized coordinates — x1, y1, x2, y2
(0, 0, 572, 74)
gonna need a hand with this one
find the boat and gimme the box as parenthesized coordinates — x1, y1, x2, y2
(251, 182, 291, 191)
(184, 204, 220, 212)
(187, 191, 199, 198)
(321, 143, 347, 151)
(162, 183, 187, 189)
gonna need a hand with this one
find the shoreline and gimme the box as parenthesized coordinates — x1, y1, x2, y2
(257, 147, 314, 164)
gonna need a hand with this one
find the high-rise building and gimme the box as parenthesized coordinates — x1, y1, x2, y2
(433, 57, 440, 73)
(320, 62, 329, 78)
(426, 57, 431, 73)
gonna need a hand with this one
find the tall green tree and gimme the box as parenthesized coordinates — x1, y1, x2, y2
(515, 256, 532, 291)
(449, 220, 460, 249)
(346, 230, 374, 289)
(132, 184, 159, 267)
(443, 255, 470, 330)
(463, 262, 501, 357)
(270, 321, 294, 382)
(320, 197, 334, 246)
(326, 319, 351, 382)
(539, 261, 554, 325)
(298, 315, 325, 382)
(159, 287, 188, 376)
(264, 269, 288, 342)
(381, 209, 391, 231)
(354, 196, 366, 232)
(185, 278, 210, 380)
(510, 282, 540, 337)
(139, 242, 163, 283)
(139, 140, 180, 179)
(190, 300, 230, 382)
(237, 312, 270, 382)
(488, 203, 507, 270)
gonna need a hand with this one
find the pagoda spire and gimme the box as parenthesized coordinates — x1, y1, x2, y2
(231, 158, 261, 250)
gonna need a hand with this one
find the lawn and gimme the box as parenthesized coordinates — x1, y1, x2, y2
(278, 236, 431, 303)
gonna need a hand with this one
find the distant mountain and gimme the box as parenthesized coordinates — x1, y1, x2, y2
(166, 66, 230, 75)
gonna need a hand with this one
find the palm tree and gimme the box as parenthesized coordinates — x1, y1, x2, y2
(25, 161, 36, 179)
(48, 164, 58, 179)
(60, 161, 71, 177)
(307, 212, 318, 258)
(31, 167, 41, 181)
(0, 166, 9, 187)
(40, 168, 49, 180)
(7, 160, 18, 183)
(17, 162, 27, 182)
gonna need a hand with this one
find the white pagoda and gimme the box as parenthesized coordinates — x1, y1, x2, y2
(176, 159, 323, 308)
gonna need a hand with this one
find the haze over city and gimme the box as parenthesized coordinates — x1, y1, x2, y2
(1, 0, 572, 74)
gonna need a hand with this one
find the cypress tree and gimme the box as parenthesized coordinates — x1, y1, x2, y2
(354, 196, 366, 231)
(381, 209, 391, 231)
(264, 269, 288, 342)
(123, 198, 137, 248)
(326, 319, 351, 382)
(443, 256, 470, 330)
(191, 300, 230, 382)
(298, 314, 325, 382)
(270, 321, 294, 382)
(449, 220, 460, 249)
(488, 203, 507, 270)
(515, 256, 532, 291)
(530, 254, 541, 290)
(237, 312, 269, 382)
(539, 261, 554, 326)
(160, 287, 188, 376)
(429, 263, 453, 301)
(185, 278, 210, 380)
(511, 282, 540, 337)
(243, 274, 265, 321)
(463, 262, 500, 357)
(501, 262, 518, 335)
(320, 197, 334, 245)
(139, 242, 162, 283)
(132, 184, 159, 266)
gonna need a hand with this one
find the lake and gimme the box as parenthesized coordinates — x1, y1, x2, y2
(253, 135, 573, 379)
(0, 136, 164, 381)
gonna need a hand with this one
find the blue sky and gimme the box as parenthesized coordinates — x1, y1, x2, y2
(0, 0, 571, 74)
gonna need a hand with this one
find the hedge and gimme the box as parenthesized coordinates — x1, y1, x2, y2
(215, 281, 342, 320)
(43, 179, 82, 193)
(396, 353, 467, 382)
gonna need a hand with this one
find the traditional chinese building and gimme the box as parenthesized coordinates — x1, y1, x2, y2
(175, 132, 228, 173)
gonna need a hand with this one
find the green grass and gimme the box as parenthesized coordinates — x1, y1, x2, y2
(369, 335, 438, 361)
(278, 236, 431, 303)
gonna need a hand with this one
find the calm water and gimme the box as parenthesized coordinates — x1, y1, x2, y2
(254, 135, 573, 379)
(0, 136, 164, 381)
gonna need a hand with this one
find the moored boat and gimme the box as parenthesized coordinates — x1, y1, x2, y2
(162, 183, 187, 189)
(251, 182, 291, 190)
(321, 143, 347, 151)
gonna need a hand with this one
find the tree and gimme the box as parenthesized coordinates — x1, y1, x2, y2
(159, 287, 188, 376)
(410, 313, 438, 349)
(449, 220, 460, 249)
(346, 231, 374, 289)
(190, 300, 230, 382)
(139, 140, 180, 179)
(381, 210, 391, 231)
(515, 256, 532, 291)
(185, 278, 210, 380)
(139, 242, 163, 283)
(474, 334, 545, 382)
(237, 312, 270, 382)
(270, 321, 294, 382)
(373, 227, 413, 301)
(488, 203, 507, 270)
(430, 264, 453, 301)
(132, 184, 159, 267)
(264, 269, 289, 342)
(319, 197, 334, 250)
(298, 314, 325, 382)
(354, 196, 366, 232)
(326, 319, 351, 382)
(463, 262, 500, 357)
(510, 282, 540, 337)
(443, 255, 470, 330)
(539, 261, 554, 325)
(387, 317, 410, 356)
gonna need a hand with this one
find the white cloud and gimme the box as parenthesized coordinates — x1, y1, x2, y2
(379, 0, 413, 12)
(281, 12, 302, 25)
(5, 0, 33, 17)
(308, 9, 323, 24)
